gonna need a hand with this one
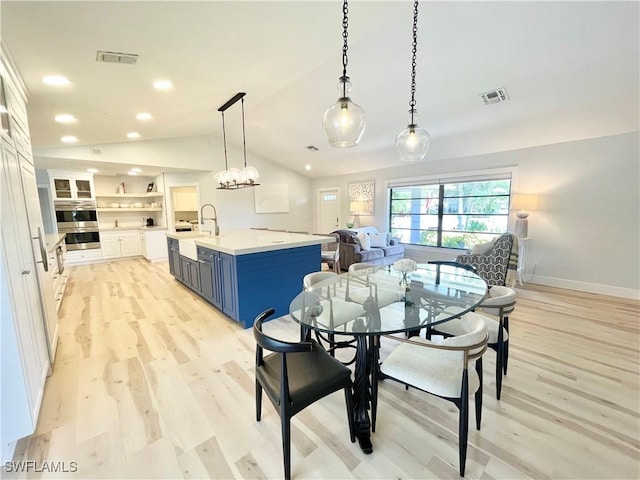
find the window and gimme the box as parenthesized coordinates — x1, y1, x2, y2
(389, 175, 511, 250)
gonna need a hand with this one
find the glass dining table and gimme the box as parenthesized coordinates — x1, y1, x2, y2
(289, 263, 488, 454)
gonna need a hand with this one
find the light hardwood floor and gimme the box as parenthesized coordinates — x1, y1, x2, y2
(6, 258, 639, 479)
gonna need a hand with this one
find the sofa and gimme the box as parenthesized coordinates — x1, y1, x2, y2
(333, 226, 405, 271)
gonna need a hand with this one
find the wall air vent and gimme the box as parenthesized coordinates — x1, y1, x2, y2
(96, 51, 138, 65)
(480, 87, 509, 105)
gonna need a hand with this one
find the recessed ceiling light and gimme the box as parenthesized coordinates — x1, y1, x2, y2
(127, 170, 138, 176)
(61, 135, 78, 143)
(130, 167, 141, 172)
(126, 132, 140, 139)
(54, 113, 77, 123)
(87, 168, 99, 173)
(43, 75, 70, 86)
(136, 112, 152, 121)
(305, 165, 312, 171)
(153, 80, 173, 90)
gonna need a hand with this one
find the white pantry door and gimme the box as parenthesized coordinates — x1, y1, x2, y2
(317, 188, 341, 233)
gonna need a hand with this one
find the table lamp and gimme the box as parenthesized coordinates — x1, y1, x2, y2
(511, 194, 538, 238)
(349, 201, 366, 228)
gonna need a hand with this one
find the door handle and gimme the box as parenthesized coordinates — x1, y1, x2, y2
(32, 227, 49, 272)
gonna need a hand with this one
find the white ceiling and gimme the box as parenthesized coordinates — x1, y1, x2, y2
(2, 1, 638, 178)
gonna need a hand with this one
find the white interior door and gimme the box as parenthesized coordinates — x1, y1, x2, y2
(318, 188, 340, 233)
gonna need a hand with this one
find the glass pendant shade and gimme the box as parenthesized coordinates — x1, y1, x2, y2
(323, 78, 366, 148)
(243, 166, 259, 183)
(396, 110, 430, 162)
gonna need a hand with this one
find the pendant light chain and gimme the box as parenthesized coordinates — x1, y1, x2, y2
(322, 0, 366, 147)
(341, 0, 349, 96)
(409, 0, 419, 126)
(395, 0, 430, 162)
(241, 98, 247, 168)
(221, 111, 229, 170)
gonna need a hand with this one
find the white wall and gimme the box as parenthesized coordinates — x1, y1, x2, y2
(312, 132, 640, 299)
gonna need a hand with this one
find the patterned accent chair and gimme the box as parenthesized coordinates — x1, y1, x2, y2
(455, 232, 517, 287)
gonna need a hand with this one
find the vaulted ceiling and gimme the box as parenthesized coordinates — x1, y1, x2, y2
(2, 1, 638, 177)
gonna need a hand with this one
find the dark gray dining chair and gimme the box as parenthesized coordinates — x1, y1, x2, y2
(254, 308, 355, 480)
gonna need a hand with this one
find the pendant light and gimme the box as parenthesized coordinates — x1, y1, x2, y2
(322, 0, 365, 148)
(214, 92, 260, 190)
(396, 0, 430, 162)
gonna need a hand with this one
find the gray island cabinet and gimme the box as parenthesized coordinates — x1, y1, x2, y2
(166, 230, 333, 328)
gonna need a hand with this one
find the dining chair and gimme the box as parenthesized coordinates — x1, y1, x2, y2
(455, 232, 518, 287)
(345, 262, 400, 308)
(427, 262, 516, 399)
(302, 272, 361, 359)
(375, 312, 488, 477)
(478, 285, 516, 377)
(318, 232, 340, 273)
(253, 308, 355, 480)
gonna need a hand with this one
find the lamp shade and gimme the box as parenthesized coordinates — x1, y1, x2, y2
(350, 201, 367, 215)
(511, 194, 538, 212)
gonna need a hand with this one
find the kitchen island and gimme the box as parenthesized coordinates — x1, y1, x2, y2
(166, 229, 333, 327)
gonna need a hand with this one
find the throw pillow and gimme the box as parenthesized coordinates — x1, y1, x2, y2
(356, 231, 371, 250)
(369, 231, 388, 248)
(470, 238, 496, 255)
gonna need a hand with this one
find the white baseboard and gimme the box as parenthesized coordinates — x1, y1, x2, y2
(527, 274, 640, 300)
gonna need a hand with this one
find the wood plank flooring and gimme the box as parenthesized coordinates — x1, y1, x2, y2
(6, 258, 639, 479)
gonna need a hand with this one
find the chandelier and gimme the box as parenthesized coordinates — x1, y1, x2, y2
(215, 92, 260, 190)
(395, 0, 431, 162)
(322, 0, 366, 148)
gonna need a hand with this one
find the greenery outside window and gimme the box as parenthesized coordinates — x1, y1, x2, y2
(389, 176, 512, 250)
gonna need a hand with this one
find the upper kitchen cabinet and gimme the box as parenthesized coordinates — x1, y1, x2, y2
(49, 171, 95, 200)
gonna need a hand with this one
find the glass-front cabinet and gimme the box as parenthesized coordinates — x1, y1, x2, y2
(49, 172, 95, 200)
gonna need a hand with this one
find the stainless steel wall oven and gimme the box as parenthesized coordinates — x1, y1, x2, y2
(55, 200, 100, 250)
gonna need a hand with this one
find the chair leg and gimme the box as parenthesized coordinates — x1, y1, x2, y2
(256, 381, 262, 421)
(503, 339, 509, 375)
(503, 316, 510, 375)
(328, 333, 336, 357)
(459, 371, 469, 477)
(496, 326, 504, 400)
(475, 357, 483, 430)
(282, 415, 291, 480)
(344, 386, 356, 443)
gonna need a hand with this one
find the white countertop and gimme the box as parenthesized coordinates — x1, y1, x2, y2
(167, 229, 333, 256)
(100, 226, 168, 232)
(45, 233, 66, 252)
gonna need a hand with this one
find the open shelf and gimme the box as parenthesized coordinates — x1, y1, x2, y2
(97, 208, 163, 212)
(96, 192, 164, 198)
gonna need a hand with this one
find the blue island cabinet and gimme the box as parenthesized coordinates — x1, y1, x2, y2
(169, 241, 320, 328)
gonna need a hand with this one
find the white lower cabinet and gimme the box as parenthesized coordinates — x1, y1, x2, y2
(101, 230, 141, 259)
(65, 249, 102, 264)
(140, 229, 168, 261)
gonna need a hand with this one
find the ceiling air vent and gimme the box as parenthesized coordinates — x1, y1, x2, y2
(96, 50, 138, 65)
(480, 87, 509, 105)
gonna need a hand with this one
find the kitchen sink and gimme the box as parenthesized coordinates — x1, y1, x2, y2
(178, 239, 198, 260)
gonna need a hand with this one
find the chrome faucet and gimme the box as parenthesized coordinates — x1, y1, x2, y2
(200, 203, 219, 236)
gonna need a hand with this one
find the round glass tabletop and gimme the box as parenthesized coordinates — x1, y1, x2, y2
(289, 263, 488, 336)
